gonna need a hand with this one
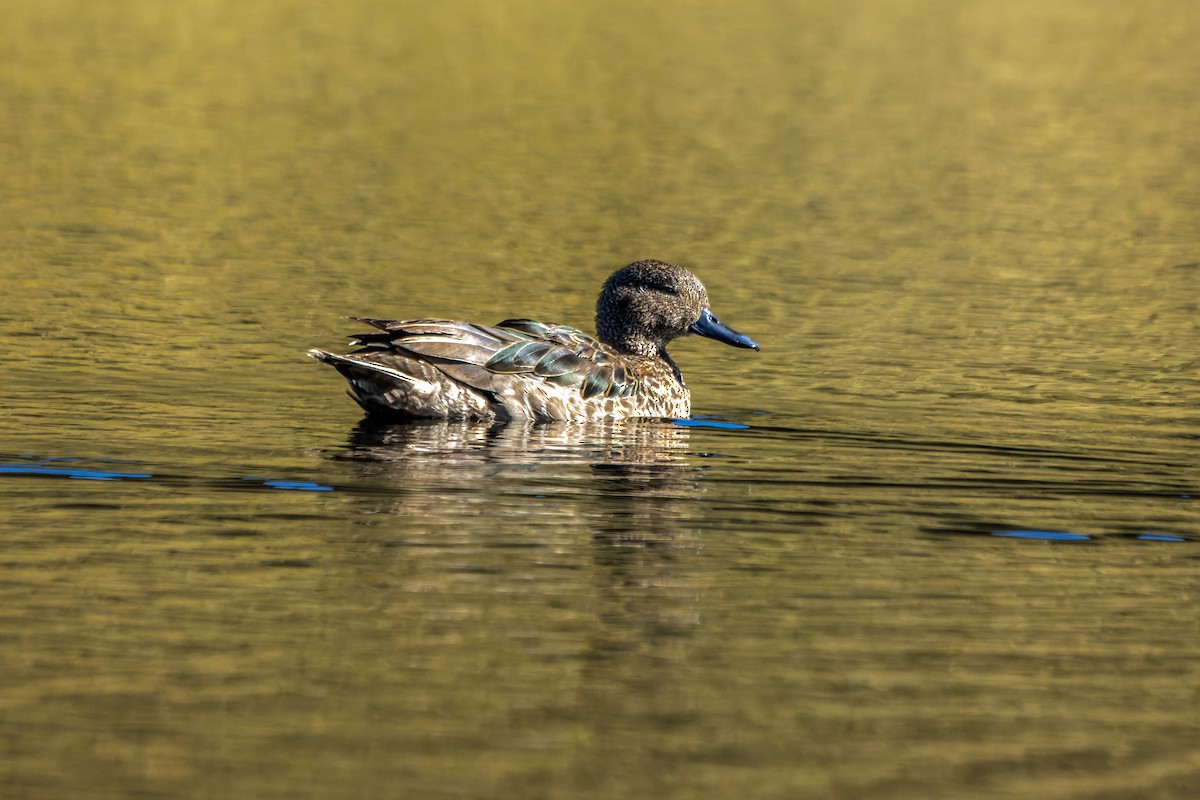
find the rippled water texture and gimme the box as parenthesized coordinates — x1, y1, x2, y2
(1, 1, 1198, 798)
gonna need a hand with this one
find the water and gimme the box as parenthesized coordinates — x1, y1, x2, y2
(2, 1, 1198, 797)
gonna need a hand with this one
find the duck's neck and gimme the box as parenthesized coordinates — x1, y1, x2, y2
(604, 330, 659, 359)
(604, 334, 685, 384)
(660, 348, 684, 386)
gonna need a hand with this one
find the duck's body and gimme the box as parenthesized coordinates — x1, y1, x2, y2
(310, 317, 691, 421)
(308, 260, 759, 422)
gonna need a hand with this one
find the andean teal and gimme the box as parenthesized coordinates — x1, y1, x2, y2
(307, 260, 760, 421)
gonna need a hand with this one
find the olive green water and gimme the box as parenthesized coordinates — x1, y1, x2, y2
(2, 1, 1198, 798)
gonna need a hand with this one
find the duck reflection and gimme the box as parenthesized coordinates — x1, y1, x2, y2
(337, 416, 692, 475)
(329, 418, 714, 707)
(331, 417, 700, 549)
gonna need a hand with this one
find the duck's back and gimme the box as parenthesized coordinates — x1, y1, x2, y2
(308, 318, 689, 421)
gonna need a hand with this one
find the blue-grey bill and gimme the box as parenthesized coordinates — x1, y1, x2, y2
(690, 308, 760, 350)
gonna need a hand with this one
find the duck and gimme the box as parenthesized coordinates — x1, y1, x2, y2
(307, 259, 760, 421)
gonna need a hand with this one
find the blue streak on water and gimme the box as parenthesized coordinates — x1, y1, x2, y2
(673, 418, 750, 430)
(1136, 534, 1186, 542)
(243, 478, 334, 492)
(992, 529, 1092, 542)
(0, 465, 152, 481)
(2, 461, 333, 491)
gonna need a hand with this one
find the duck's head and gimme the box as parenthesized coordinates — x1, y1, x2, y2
(596, 260, 760, 357)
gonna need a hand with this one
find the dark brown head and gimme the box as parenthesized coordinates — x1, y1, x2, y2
(595, 260, 760, 357)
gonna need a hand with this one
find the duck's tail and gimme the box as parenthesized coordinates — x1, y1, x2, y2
(307, 349, 438, 415)
(307, 349, 430, 388)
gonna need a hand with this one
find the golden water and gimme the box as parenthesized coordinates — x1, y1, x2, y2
(1, 1, 1197, 797)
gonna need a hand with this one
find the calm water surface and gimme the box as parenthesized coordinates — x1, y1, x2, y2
(1, 1, 1198, 798)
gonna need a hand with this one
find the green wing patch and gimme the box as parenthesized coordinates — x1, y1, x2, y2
(488, 322, 641, 399)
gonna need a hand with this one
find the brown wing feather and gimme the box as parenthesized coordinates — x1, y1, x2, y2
(322, 317, 659, 419)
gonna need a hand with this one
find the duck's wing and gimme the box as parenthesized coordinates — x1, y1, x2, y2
(344, 317, 642, 405)
(494, 319, 603, 350)
(347, 317, 527, 359)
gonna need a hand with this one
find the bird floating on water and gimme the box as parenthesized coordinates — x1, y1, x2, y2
(307, 259, 760, 421)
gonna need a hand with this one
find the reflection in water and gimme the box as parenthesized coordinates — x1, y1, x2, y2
(334, 416, 701, 546)
(337, 416, 695, 488)
(336, 417, 707, 658)
(334, 417, 703, 552)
